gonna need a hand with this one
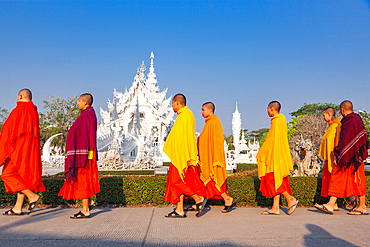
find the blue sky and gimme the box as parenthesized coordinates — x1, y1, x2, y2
(1, 0, 369, 134)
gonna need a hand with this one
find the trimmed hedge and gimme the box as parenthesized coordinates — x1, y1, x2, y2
(1, 176, 370, 207)
(235, 164, 258, 172)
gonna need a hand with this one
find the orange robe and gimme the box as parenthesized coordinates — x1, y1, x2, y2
(319, 118, 341, 197)
(256, 113, 293, 198)
(198, 115, 228, 199)
(0, 101, 45, 194)
(163, 106, 206, 203)
(58, 149, 100, 200)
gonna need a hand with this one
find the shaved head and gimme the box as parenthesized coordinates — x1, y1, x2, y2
(18, 88, 32, 101)
(80, 93, 93, 106)
(173, 93, 186, 106)
(323, 107, 335, 117)
(268, 101, 281, 112)
(340, 100, 353, 112)
(202, 102, 215, 113)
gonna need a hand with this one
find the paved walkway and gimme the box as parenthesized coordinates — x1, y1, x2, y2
(0, 206, 369, 246)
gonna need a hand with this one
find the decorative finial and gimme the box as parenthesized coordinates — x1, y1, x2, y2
(151, 51, 154, 59)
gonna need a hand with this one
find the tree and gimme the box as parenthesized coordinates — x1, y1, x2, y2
(290, 102, 340, 118)
(40, 95, 80, 150)
(359, 110, 370, 139)
(0, 107, 9, 131)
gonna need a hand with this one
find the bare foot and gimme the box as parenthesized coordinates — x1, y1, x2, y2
(262, 209, 280, 215)
(224, 197, 233, 207)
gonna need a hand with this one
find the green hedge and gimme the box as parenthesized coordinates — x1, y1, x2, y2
(1, 176, 370, 207)
(235, 164, 258, 172)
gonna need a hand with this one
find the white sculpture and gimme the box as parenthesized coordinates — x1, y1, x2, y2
(291, 135, 321, 177)
(225, 103, 260, 170)
(97, 52, 174, 170)
(42, 133, 65, 167)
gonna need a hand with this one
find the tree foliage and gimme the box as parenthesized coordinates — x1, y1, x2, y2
(289, 102, 340, 118)
(0, 107, 9, 132)
(359, 110, 370, 139)
(39, 95, 80, 150)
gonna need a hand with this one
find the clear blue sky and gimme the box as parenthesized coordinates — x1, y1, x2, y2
(1, 0, 369, 134)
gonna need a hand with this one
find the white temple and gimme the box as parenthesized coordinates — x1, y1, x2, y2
(225, 103, 260, 170)
(97, 52, 174, 169)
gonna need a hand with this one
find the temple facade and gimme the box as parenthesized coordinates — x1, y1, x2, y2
(97, 52, 174, 169)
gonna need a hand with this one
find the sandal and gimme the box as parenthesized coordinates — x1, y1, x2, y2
(27, 196, 42, 215)
(348, 210, 369, 215)
(165, 210, 186, 218)
(195, 197, 208, 217)
(89, 202, 98, 211)
(70, 211, 91, 219)
(184, 206, 196, 211)
(3, 209, 24, 216)
(222, 202, 237, 213)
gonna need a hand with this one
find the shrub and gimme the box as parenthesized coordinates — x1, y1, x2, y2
(2, 176, 370, 207)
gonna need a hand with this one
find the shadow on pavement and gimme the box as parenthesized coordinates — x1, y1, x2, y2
(304, 224, 358, 247)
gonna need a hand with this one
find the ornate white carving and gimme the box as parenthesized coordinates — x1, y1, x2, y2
(97, 52, 174, 170)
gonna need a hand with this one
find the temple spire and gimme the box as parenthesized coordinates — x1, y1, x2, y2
(147, 51, 157, 89)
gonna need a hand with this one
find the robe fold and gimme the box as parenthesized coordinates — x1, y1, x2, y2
(328, 112, 369, 198)
(0, 101, 45, 194)
(256, 113, 293, 197)
(198, 115, 228, 199)
(163, 106, 206, 203)
(319, 118, 341, 197)
(58, 106, 100, 200)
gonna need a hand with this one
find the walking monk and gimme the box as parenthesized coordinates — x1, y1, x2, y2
(315, 100, 369, 215)
(1, 89, 45, 215)
(197, 102, 236, 213)
(257, 101, 298, 215)
(317, 107, 357, 211)
(58, 93, 100, 219)
(163, 93, 207, 218)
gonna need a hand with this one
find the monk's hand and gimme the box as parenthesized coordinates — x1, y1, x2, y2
(333, 156, 337, 166)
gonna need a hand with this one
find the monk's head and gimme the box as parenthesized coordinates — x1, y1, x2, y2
(322, 107, 336, 123)
(267, 101, 281, 117)
(201, 102, 215, 118)
(17, 88, 32, 102)
(340, 100, 353, 117)
(172, 93, 186, 113)
(78, 93, 93, 111)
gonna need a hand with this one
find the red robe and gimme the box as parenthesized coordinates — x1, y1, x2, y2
(58, 149, 100, 200)
(0, 101, 45, 194)
(164, 164, 206, 203)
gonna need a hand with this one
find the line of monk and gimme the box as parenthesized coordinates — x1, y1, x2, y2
(1, 90, 369, 218)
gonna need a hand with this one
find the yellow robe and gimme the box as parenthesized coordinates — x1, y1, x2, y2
(198, 115, 227, 191)
(319, 118, 341, 173)
(163, 106, 198, 181)
(256, 113, 293, 191)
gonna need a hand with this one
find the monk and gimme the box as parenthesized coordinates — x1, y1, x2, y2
(58, 93, 100, 219)
(163, 93, 207, 218)
(257, 101, 298, 215)
(1, 89, 45, 216)
(315, 100, 369, 215)
(197, 102, 236, 213)
(317, 107, 357, 211)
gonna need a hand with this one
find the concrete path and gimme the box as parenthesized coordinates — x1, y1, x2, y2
(0, 206, 369, 246)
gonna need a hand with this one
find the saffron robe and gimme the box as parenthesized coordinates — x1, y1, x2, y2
(198, 115, 228, 198)
(163, 106, 206, 203)
(319, 118, 341, 197)
(328, 113, 369, 198)
(256, 113, 293, 196)
(58, 106, 100, 200)
(0, 101, 45, 194)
